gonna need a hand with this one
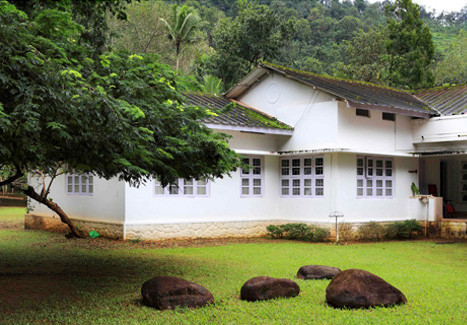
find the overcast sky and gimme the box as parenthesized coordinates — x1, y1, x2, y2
(367, 0, 466, 13)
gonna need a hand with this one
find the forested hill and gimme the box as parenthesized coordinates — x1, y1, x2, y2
(109, 0, 466, 91)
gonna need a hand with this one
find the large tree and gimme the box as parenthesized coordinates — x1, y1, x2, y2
(160, 4, 202, 70)
(336, 26, 388, 84)
(209, 0, 295, 88)
(0, 1, 239, 237)
(383, 0, 435, 89)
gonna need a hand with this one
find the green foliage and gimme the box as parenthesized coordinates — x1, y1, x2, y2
(336, 26, 388, 84)
(301, 57, 323, 74)
(357, 221, 385, 241)
(160, 4, 202, 69)
(383, 0, 435, 89)
(266, 223, 329, 242)
(434, 30, 467, 86)
(386, 220, 423, 239)
(209, 0, 295, 87)
(357, 220, 423, 241)
(0, 2, 239, 207)
(201, 74, 223, 95)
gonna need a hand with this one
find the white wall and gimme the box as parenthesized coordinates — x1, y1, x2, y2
(220, 130, 283, 152)
(412, 115, 467, 147)
(239, 73, 335, 127)
(29, 175, 125, 223)
(276, 153, 334, 223)
(239, 73, 416, 154)
(124, 155, 281, 224)
(333, 153, 419, 222)
(337, 102, 415, 153)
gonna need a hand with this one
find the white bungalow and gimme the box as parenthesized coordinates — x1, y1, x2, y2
(26, 63, 467, 239)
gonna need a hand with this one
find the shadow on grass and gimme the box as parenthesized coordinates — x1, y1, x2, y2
(0, 238, 219, 315)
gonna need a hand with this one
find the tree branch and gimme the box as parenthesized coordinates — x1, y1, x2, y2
(0, 167, 24, 187)
(21, 185, 85, 238)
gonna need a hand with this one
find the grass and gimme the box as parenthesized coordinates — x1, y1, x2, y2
(1, 207, 466, 324)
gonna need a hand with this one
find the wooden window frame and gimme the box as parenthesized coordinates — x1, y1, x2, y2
(280, 156, 324, 198)
(357, 156, 393, 199)
(154, 178, 209, 197)
(240, 156, 264, 198)
(66, 173, 94, 196)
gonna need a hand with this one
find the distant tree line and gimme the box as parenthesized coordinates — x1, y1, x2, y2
(110, 0, 465, 90)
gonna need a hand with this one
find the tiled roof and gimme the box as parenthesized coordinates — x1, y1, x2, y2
(258, 63, 436, 117)
(184, 93, 292, 130)
(413, 84, 467, 115)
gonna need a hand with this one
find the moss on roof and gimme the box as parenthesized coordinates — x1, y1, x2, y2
(259, 62, 433, 115)
(262, 62, 407, 94)
(184, 92, 293, 130)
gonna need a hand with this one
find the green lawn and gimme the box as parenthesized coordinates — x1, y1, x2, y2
(1, 207, 466, 324)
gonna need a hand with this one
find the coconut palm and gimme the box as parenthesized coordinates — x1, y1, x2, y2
(160, 5, 201, 70)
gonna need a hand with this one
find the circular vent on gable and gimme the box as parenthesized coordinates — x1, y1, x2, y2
(266, 83, 280, 104)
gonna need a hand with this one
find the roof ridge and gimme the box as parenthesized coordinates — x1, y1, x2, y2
(413, 83, 467, 93)
(260, 62, 410, 94)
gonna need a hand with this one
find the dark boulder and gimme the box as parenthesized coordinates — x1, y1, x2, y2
(326, 269, 407, 309)
(297, 265, 341, 280)
(141, 276, 214, 310)
(240, 276, 300, 302)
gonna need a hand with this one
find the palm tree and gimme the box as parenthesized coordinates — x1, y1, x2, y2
(160, 5, 201, 70)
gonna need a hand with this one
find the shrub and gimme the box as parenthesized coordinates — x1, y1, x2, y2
(385, 219, 422, 239)
(286, 223, 312, 240)
(358, 221, 385, 241)
(266, 225, 284, 238)
(312, 226, 330, 242)
(338, 222, 356, 242)
(266, 223, 329, 242)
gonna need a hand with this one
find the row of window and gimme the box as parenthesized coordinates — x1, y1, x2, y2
(65, 156, 395, 199)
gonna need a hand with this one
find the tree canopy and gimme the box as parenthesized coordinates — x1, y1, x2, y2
(161, 4, 202, 70)
(383, 0, 435, 89)
(0, 0, 239, 236)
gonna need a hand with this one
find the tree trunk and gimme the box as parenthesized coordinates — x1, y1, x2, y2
(22, 185, 85, 238)
(176, 43, 180, 70)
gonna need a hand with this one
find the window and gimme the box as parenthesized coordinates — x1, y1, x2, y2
(461, 162, 467, 202)
(155, 178, 208, 197)
(382, 112, 395, 121)
(240, 157, 263, 197)
(280, 156, 324, 198)
(357, 157, 393, 198)
(66, 173, 93, 195)
(356, 109, 370, 117)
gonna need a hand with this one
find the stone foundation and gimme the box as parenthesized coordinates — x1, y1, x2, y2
(429, 220, 467, 239)
(25, 214, 124, 239)
(24, 215, 467, 241)
(125, 220, 290, 240)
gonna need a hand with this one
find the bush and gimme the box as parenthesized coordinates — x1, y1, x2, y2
(266, 223, 329, 242)
(338, 222, 356, 242)
(266, 225, 284, 238)
(385, 220, 422, 239)
(312, 226, 330, 242)
(358, 221, 385, 241)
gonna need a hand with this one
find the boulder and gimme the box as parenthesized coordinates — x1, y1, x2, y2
(326, 269, 407, 309)
(240, 276, 300, 302)
(141, 276, 214, 310)
(297, 265, 341, 280)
